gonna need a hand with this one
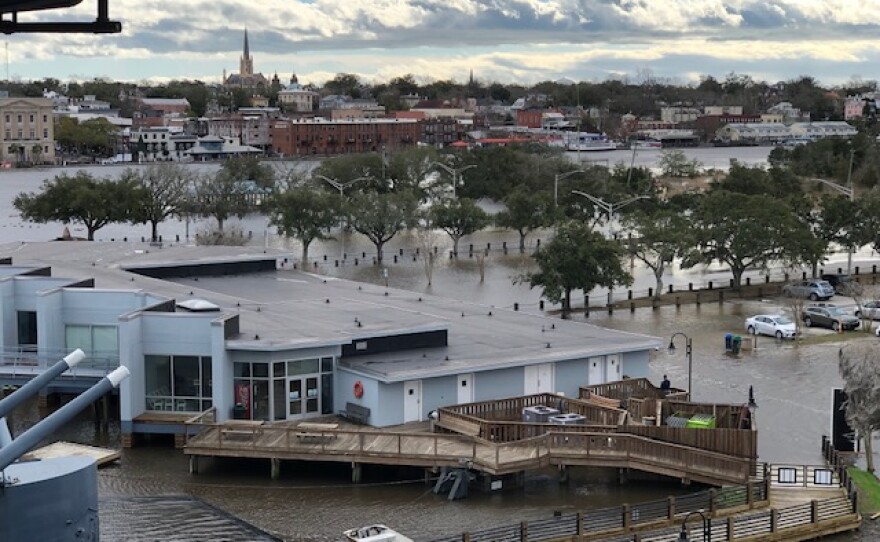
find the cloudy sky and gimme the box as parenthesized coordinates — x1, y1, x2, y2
(6, 0, 880, 87)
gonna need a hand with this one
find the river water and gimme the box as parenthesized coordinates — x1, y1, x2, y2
(4, 147, 878, 541)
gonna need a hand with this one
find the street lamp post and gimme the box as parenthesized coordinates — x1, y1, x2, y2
(432, 162, 476, 199)
(570, 190, 651, 238)
(811, 175, 855, 273)
(667, 332, 693, 399)
(314, 174, 370, 259)
(678, 510, 712, 542)
(554, 169, 586, 208)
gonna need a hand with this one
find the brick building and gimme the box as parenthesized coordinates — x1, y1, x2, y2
(270, 118, 420, 156)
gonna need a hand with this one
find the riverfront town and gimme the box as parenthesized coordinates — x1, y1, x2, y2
(4, 4, 880, 542)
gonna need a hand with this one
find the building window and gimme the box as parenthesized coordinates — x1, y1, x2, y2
(29, 129, 34, 140)
(29, 114, 34, 123)
(236, 357, 333, 421)
(4, 114, 8, 123)
(4, 130, 9, 140)
(65, 324, 118, 365)
(17, 311, 37, 350)
(16, 114, 21, 123)
(43, 115, 47, 123)
(145, 354, 212, 412)
(16, 129, 22, 139)
(43, 128, 48, 139)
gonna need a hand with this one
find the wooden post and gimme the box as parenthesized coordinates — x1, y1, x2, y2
(189, 455, 199, 475)
(811, 500, 819, 523)
(746, 481, 754, 507)
(270, 458, 281, 480)
(726, 516, 734, 541)
(352, 462, 362, 484)
(520, 521, 528, 542)
(667, 496, 676, 520)
(622, 504, 631, 529)
(770, 509, 778, 532)
(696, 292, 701, 306)
(462, 533, 471, 542)
(576, 512, 584, 535)
(709, 488, 717, 514)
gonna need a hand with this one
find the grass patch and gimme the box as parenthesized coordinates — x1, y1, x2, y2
(847, 467, 880, 515)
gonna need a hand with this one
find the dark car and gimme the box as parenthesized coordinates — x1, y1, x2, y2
(802, 305, 861, 331)
(820, 274, 855, 294)
(781, 280, 835, 300)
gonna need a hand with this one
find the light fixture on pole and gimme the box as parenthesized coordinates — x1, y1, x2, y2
(678, 510, 712, 542)
(811, 175, 855, 273)
(570, 190, 651, 238)
(314, 174, 370, 259)
(667, 332, 693, 399)
(554, 169, 585, 208)
(432, 162, 476, 199)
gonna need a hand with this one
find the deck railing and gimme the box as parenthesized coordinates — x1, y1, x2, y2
(0, 346, 118, 377)
(430, 460, 859, 542)
(184, 422, 754, 484)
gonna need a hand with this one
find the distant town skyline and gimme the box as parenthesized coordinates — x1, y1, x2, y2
(5, 1, 880, 87)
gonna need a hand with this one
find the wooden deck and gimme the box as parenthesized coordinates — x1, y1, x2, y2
(184, 422, 752, 484)
(22, 441, 120, 467)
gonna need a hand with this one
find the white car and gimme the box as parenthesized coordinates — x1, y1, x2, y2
(745, 314, 797, 339)
(855, 300, 880, 320)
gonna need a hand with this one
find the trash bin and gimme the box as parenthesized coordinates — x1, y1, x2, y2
(732, 335, 742, 354)
(233, 403, 247, 420)
(724, 332, 733, 351)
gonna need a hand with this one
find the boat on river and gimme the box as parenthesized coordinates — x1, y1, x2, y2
(564, 132, 616, 152)
(344, 524, 414, 542)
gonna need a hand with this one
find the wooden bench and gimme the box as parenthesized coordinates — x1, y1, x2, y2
(339, 402, 371, 424)
(295, 422, 340, 442)
(220, 420, 264, 441)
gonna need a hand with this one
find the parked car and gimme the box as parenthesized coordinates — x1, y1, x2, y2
(781, 280, 835, 301)
(802, 305, 861, 331)
(821, 273, 855, 294)
(854, 300, 880, 320)
(744, 314, 797, 339)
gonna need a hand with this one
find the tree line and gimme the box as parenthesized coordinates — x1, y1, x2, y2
(14, 143, 880, 317)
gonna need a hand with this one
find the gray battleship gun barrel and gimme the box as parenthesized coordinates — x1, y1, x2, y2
(0, 365, 129, 471)
(0, 348, 86, 419)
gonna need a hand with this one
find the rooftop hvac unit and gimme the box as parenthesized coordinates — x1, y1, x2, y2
(548, 413, 586, 425)
(522, 405, 560, 423)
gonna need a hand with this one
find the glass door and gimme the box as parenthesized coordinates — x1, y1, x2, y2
(288, 379, 303, 417)
(287, 375, 321, 419)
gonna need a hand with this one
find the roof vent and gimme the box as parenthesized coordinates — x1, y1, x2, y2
(176, 299, 221, 312)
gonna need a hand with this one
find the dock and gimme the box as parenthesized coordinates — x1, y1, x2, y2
(184, 381, 758, 486)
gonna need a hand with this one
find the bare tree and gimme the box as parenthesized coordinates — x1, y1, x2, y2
(415, 221, 440, 287)
(839, 281, 870, 333)
(838, 343, 880, 473)
(781, 279, 808, 343)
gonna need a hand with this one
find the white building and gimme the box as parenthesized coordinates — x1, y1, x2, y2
(789, 121, 858, 140)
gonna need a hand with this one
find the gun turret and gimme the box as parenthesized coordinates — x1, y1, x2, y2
(0, 365, 129, 471)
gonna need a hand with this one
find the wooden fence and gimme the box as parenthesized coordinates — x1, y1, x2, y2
(429, 481, 770, 542)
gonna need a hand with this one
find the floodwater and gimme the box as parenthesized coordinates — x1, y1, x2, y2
(4, 147, 879, 541)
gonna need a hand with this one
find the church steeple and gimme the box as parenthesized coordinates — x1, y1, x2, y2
(240, 28, 254, 76)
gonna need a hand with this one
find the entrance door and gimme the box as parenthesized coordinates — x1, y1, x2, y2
(588, 357, 605, 385)
(288, 376, 321, 419)
(605, 354, 621, 382)
(525, 363, 554, 394)
(457, 374, 474, 404)
(403, 380, 422, 423)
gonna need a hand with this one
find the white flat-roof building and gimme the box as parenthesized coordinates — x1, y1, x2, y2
(0, 243, 659, 440)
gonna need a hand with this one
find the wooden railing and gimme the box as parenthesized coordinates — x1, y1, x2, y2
(662, 400, 749, 430)
(431, 461, 860, 542)
(185, 422, 753, 484)
(430, 480, 772, 542)
(580, 378, 669, 401)
(621, 425, 757, 459)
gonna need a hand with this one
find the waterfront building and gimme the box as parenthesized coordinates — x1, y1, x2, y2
(0, 97, 55, 165)
(0, 245, 658, 443)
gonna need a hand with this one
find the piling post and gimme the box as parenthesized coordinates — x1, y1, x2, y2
(726, 516, 734, 541)
(189, 455, 199, 475)
(271, 458, 281, 480)
(519, 521, 528, 542)
(352, 462, 362, 484)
